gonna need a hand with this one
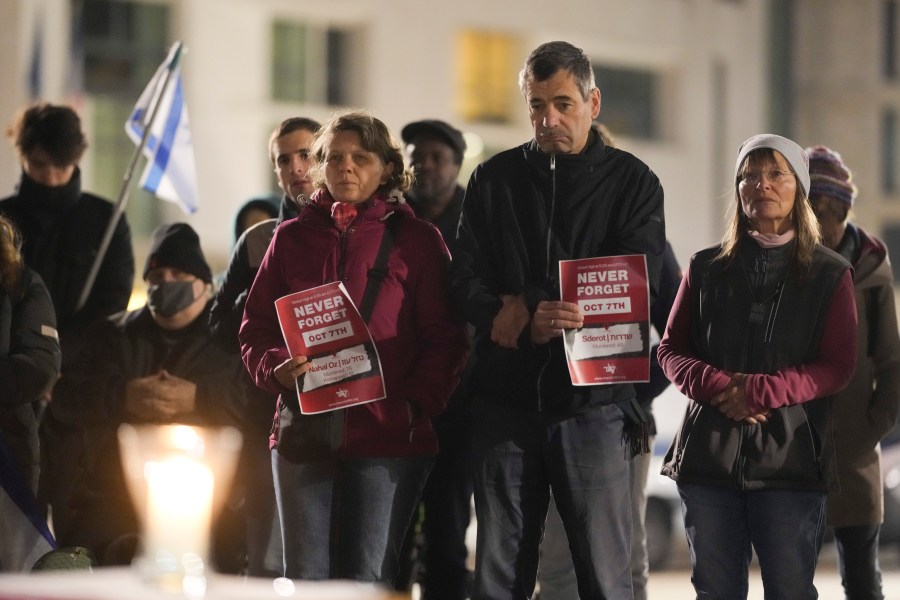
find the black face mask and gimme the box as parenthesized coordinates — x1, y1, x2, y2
(147, 280, 198, 317)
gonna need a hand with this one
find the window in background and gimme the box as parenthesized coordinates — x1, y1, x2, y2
(886, 0, 899, 80)
(456, 30, 517, 124)
(82, 0, 167, 94)
(882, 107, 897, 195)
(80, 0, 170, 237)
(271, 20, 356, 106)
(592, 64, 662, 141)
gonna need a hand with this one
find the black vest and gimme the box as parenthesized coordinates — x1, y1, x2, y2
(664, 239, 850, 492)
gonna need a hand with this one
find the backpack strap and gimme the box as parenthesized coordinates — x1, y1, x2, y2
(358, 213, 402, 323)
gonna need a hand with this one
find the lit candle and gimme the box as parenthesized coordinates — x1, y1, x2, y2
(129, 426, 217, 594)
(143, 456, 214, 582)
(119, 423, 242, 596)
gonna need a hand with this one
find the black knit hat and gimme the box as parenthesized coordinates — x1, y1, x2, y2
(143, 223, 212, 283)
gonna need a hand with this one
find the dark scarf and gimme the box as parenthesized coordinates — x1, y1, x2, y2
(9, 170, 84, 272)
(15, 169, 82, 215)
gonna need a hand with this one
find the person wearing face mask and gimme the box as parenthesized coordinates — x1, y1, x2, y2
(53, 223, 247, 568)
(1, 102, 135, 541)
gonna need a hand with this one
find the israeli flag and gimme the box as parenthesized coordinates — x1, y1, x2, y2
(0, 433, 54, 571)
(126, 43, 199, 214)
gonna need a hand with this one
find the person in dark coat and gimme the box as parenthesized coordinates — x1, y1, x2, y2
(55, 223, 246, 568)
(0, 215, 60, 496)
(0, 213, 61, 572)
(449, 42, 666, 600)
(1, 103, 134, 350)
(210, 116, 320, 354)
(2, 103, 135, 539)
(806, 144, 900, 600)
(210, 116, 320, 576)
(231, 196, 279, 248)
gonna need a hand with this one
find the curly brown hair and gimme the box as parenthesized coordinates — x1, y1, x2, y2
(309, 110, 412, 195)
(0, 216, 24, 295)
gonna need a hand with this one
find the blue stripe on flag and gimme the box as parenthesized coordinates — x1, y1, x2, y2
(142, 77, 184, 193)
(125, 42, 199, 214)
(127, 108, 146, 140)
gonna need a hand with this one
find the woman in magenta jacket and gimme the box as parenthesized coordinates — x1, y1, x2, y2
(239, 110, 467, 584)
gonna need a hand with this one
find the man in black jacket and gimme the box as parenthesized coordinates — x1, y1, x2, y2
(450, 41, 665, 600)
(2, 103, 135, 540)
(1, 103, 134, 354)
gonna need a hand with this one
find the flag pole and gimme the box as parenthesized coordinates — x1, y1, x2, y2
(75, 41, 184, 312)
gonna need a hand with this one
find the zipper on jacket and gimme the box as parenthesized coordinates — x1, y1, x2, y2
(544, 153, 557, 279)
(536, 153, 558, 411)
(337, 226, 351, 281)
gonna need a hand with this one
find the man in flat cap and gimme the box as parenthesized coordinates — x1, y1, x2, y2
(398, 119, 474, 600)
(402, 119, 467, 234)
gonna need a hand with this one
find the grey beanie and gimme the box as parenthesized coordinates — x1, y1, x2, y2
(734, 134, 810, 197)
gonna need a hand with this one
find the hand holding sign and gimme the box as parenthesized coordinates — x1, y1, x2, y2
(274, 355, 310, 390)
(530, 301, 583, 345)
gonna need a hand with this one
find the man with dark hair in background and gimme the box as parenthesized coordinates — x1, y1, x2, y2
(209, 116, 320, 575)
(2, 102, 135, 539)
(397, 118, 474, 599)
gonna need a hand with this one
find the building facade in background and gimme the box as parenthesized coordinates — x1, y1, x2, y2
(793, 0, 900, 282)
(6, 0, 887, 277)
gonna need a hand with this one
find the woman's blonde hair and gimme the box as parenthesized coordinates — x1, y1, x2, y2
(0, 216, 24, 295)
(309, 110, 412, 195)
(716, 147, 821, 269)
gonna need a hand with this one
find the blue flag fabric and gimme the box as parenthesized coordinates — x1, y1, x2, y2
(126, 43, 199, 214)
(0, 432, 54, 571)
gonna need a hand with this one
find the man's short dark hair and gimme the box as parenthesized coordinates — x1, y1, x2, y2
(518, 41, 596, 101)
(268, 116, 322, 164)
(7, 103, 87, 166)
